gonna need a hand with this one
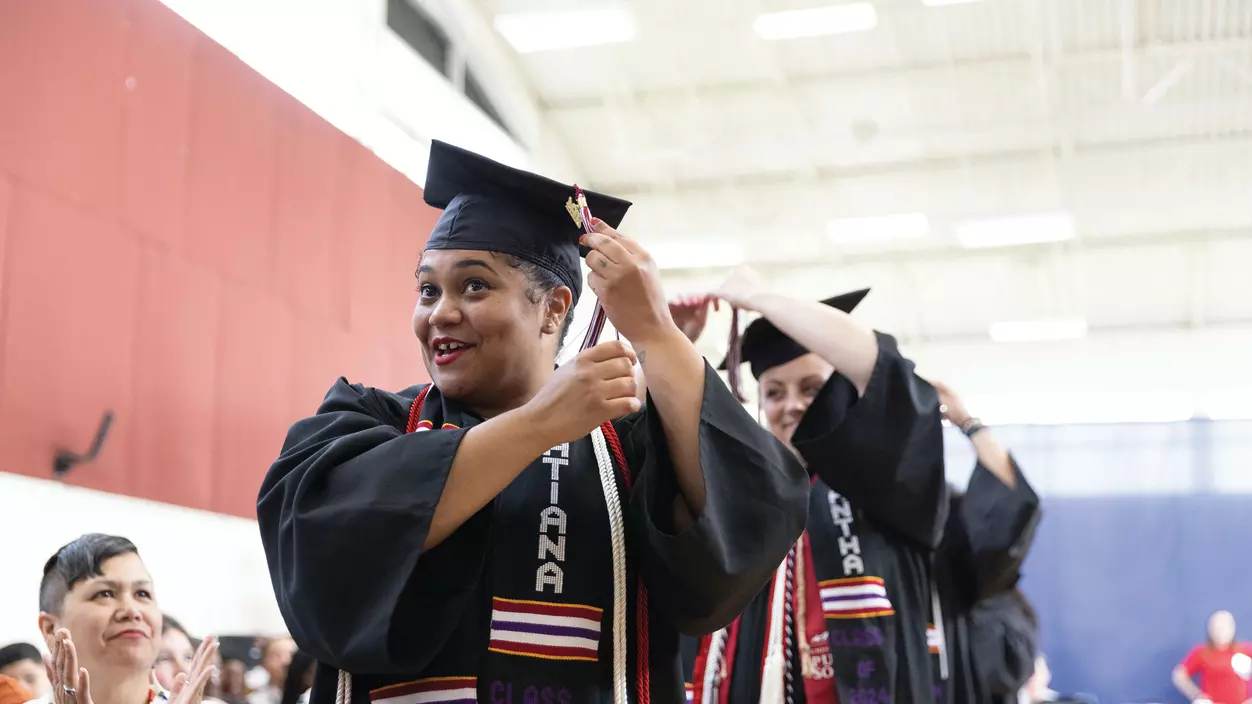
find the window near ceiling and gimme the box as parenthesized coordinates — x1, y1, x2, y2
(464, 67, 511, 136)
(386, 0, 450, 75)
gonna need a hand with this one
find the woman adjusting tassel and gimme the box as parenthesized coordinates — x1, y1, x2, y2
(675, 266, 948, 704)
(256, 141, 809, 704)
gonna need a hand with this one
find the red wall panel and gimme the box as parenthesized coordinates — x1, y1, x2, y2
(184, 39, 277, 287)
(271, 96, 345, 323)
(0, 175, 10, 320)
(337, 140, 398, 338)
(131, 246, 220, 509)
(0, 186, 140, 494)
(119, 0, 196, 247)
(213, 285, 294, 518)
(0, 0, 439, 518)
(292, 318, 391, 422)
(0, 0, 130, 216)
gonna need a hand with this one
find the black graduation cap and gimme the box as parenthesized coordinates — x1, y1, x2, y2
(422, 140, 633, 304)
(719, 288, 871, 380)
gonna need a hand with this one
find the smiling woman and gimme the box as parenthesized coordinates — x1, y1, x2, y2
(257, 140, 810, 704)
(32, 535, 217, 704)
(37, 535, 162, 690)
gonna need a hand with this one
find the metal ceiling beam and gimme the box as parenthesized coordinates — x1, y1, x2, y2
(598, 129, 1252, 195)
(656, 225, 1252, 275)
(541, 37, 1252, 111)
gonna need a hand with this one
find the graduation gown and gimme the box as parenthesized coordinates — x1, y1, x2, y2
(257, 361, 809, 704)
(931, 462, 1041, 704)
(967, 590, 1038, 704)
(685, 332, 948, 704)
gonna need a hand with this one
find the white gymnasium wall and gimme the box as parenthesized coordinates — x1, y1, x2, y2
(0, 473, 285, 648)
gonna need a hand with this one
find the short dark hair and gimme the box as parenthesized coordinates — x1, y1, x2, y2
(0, 642, 41, 670)
(40, 534, 140, 614)
(500, 254, 576, 344)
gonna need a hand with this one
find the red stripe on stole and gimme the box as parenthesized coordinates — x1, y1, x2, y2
(487, 643, 598, 661)
(491, 597, 602, 620)
(819, 576, 885, 588)
(370, 677, 475, 698)
(826, 607, 896, 619)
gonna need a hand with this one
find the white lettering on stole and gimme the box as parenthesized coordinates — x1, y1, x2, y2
(827, 490, 865, 576)
(536, 442, 571, 593)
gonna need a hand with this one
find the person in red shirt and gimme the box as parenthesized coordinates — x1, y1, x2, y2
(1173, 610, 1252, 704)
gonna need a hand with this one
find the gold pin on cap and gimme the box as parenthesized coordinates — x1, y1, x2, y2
(565, 196, 583, 228)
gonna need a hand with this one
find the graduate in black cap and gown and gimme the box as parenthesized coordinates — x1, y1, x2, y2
(929, 382, 1041, 704)
(256, 142, 809, 704)
(675, 266, 947, 704)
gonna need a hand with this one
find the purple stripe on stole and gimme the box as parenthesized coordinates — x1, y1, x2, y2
(491, 620, 600, 640)
(822, 592, 887, 602)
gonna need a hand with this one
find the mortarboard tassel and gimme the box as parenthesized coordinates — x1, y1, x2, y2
(726, 307, 746, 403)
(574, 186, 611, 352)
(568, 185, 651, 704)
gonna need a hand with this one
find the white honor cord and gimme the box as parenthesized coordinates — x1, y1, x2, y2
(700, 628, 728, 704)
(758, 559, 790, 704)
(591, 426, 630, 704)
(335, 670, 352, 704)
(930, 582, 949, 680)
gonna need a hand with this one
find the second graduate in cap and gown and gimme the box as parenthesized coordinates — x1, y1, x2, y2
(256, 141, 809, 704)
(929, 383, 1041, 704)
(677, 267, 947, 704)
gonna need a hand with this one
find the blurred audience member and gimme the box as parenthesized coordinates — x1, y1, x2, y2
(0, 644, 50, 699)
(276, 654, 313, 704)
(1173, 610, 1252, 704)
(154, 617, 195, 692)
(0, 676, 33, 704)
(215, 661, 246, 704)
(155, 618, 224, 704)
(245, 638, 293, 704)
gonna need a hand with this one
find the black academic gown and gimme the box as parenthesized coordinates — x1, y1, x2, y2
(968, 590, 1038, 704)
(257, 362, 809, 704)
(931, 462, 1041, 704)
(685, 332, 948, 704)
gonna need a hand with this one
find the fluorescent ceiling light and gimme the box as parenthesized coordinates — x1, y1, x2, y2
(494, 7, 635, 54)
(827, 213, 930, 243)
(956, 212, 1076, 249)
(648, 241, 745, 270)
(988, 318, 1088, 343)
(920, 0, 986, 6)
(754, 3, 878, 40)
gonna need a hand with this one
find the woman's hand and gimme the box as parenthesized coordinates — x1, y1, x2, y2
(525, 341, 641, 445)
(45, 630, 92, 704)
(712, 265, 768, 312)
(932, 380, 973, 427)
(168, 636, 219, 704)
(580, 219, 676, 346)
(669, 294, 718, 343)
